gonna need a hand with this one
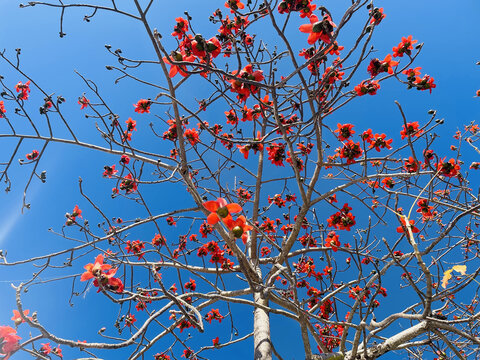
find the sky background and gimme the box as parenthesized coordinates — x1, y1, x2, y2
(0, 0, 479, 359)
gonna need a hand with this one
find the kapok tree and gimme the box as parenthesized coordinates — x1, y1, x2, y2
(0, 1, 479, 360)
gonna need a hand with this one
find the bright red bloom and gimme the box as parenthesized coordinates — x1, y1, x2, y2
(120, 154, 130, 165)
(267, 142, 286, 166)
(225, 0, 245, 12)
(184, 128, 200, 146)
(381, 177, 395, 189)
(103, 164, 118, 178)
(134, 99, 151, 114)
(335, 123, 355, 141)
(416, 199, 434, 219)
(322, 66, 344, 84)
(403, 67, 422, 79)
(326, 41, 344, 55)
(396, 217, 419, 234)
(436, 158, 461, 177)
(152, 233, 166, 247)
(163, 51, 195, 78)
(237, 144, 250, 159)
(15, 80, 31, 100)
(206, 309, 224, 323)
(11, 309, 31, 326)
(225, 109, 238, 125)
(212, 337, 220, 346)
(327, 204, 356, 231)
(125, 314, 136, 327)
(414, 75, 436, 93)
(0, 326, 20, 358)
(236, 187, 252, 201)
(278, 0, 316, 18)
(154, 353, 171, 360)
(360, 129, 373, 142)
(81, 254, 124, 293)
(78, 95, 89, 109)
(52, 345, 62, 358)
(40, 343, 52, 355)
(0, 101, 6, 118)
(172, 17, 188, 39)
(367, 54, 398, 77)
(393, 35, 417, 57)
(125, 240, 145, 260)
(80, 254, 112, 282)
(325, 231, 340, 251)
(184, 278, 196, 291)
(26, 150, 39, 160)
(370, 7, 385, 25)
(226, 64, 264, 102)
(369, 133, 392, 152)
(203, 198, 242, 225)
(403, 157, 420, 173)
(299, 14, 336, 45)
(339, 140, 363, 164)
(225, 215, 252, 244)
(354, 80, 380, 96)
(119, 173, 138, 193)
(125, 117, 137, 132)
(401, 122, 423, 139)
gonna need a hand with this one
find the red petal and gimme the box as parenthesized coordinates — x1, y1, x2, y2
(94, 254, 104, 265)
(226, 203, 242, 213)
(81, 272, 94, 282)
(299, 24, 313, 34)
(207, 213, 220, 225)
(203, 201, 219, 212)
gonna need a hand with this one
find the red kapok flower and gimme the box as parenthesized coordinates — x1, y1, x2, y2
(354, 80, 380, 96)
(11, 310, 31, 326)
(393, 35, 418, 57)
(401, 121, 423, 139)
(134, 99, 152, 114)
(81, 254, 111, 282)
(299, 14, 336, 45)
(436, 158, 461, 177)
(78, 95, 89, 109)
(0, 326, 21, 358)
(15, 81, 31, 100)
(335, 123, 355, 141)
(0, 101, 6, 118)
(225, 215, 252, 244)
(370, 7, 385, 25)
(203, 198, 242, 225)
(26, 150, 39, 160)
(396, 217, 419, 234)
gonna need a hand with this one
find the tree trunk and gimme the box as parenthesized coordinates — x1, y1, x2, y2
(254, 292, 272, 360)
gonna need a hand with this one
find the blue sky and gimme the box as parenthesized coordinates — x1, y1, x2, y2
(0, 0, 480, 359)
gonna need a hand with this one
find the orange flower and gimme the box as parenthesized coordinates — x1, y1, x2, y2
(396, 217, 419, 234)
(237, 144, 250, 159)
(299, 14, 336, 45)
(203, 198, 242, 225)
(225, 215, 252, 244)
(393, 35, 417, 58)
(0, 326, 21, 357)
(11, 309, 31, 326)
(80, 254, 112, 281)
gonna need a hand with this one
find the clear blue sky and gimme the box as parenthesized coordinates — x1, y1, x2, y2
(0, 1, 479, 359)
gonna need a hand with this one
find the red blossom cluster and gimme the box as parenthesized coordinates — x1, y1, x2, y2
(80, 254, 124, 293)
(327, 204, 356, 231)
(278, 0, 316, 18)
(226, 64, 265, 103)
(15, 80, 31, 100)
